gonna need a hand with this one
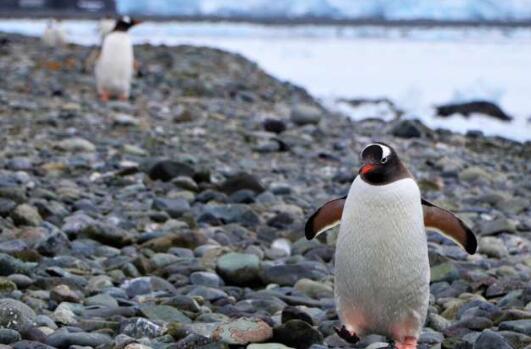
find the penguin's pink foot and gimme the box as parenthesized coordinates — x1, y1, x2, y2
(334, 325, 359, 344)
(118, 94, 129, 101)
(98, 90, 110, 102)
(395, 337, 417, 349)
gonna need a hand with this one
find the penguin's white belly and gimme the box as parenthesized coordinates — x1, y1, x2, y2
(95, 32, 133, 96)
(335, 177, 429, 341)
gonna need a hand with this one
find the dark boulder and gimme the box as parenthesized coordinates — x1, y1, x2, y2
(219, 173, 265, 195)
(436, 101, 512, 121)
(148, 160, 195, 182)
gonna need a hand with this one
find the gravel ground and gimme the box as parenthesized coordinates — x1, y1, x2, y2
(0, 33, 529, 349)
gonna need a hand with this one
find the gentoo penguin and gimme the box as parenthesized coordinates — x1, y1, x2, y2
(95, 16, 141, 101)
(98, 17, 116, 41)
(42, 19, 67, 47)
(305, 142, 477, 349)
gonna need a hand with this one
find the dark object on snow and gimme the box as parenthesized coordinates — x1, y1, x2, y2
(436, 101, 512, 121)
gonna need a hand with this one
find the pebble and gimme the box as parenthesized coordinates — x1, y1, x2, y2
(139, 304, 192, 324)
(216, 252, 261, 286)
(56, 138, 96, 152)
(294, 279, 333, 299)
(273, 319, 323, 349)
(0, 278, 16, 295)
(478, 237, 509, 258)
(219, 173, 265, 195)
(50, 284, 82, 303)
(200, 204, 260, 227)
(12, 340, 56, 349)
(46, 330, 112, 349)
(261, 262, 328, 286)
(499, 320, 531, 336)
(11, 204, 42, 226)
(148, 160, 195, 182)
(281, 306, 314, 325)
(52, 302, 78, 325)
(190, 271, 223, 288)
(263, 119, 287, 134)
(460, 166, 492, 182)
(8, 274, 33, 289)
(152, 197, 191, 218)
(0, 298, 37, 332)
(473, 329, 514, 349)
(120, 318, 164, 339)
(479, 218, 517, 236)
(290, 104, 322, 125)
(390, 119, 423, 138)
(0, 328, 21, 344)
(212, 317, 273, 345)
(431, 262, 460, 283)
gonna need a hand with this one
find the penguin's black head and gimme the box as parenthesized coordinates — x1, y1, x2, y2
(113, 16, 141, 32)
(359, 142, 409, 185)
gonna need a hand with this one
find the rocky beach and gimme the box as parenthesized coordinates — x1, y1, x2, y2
(0, 33, 529, 349)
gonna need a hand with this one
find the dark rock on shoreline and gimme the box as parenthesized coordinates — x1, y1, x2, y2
(436, 100, 513, 121)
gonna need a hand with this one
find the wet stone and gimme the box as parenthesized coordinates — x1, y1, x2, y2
(273, 319, 323, 349)
(281, 306, 314, 325)
(0, 328, 21, 344)
(216, 252, 260, 286)
(499, 320, 531, 336)
(261, 262, 328, 286)
(473, 329, 513, 349)
(11, 204, 42, 226)
(0, 298, 37, 332)
(46, 330, 112, 349)
(190, 271, 223, 288)
(290, 104, 322, 126)
(120, 318, 164, 339)
(140, 304, 192, 324)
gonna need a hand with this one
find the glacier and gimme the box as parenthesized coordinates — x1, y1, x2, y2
(116, 0, 531, 21)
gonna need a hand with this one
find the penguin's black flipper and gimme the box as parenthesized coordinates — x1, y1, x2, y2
(421, 198, 477, 254)
(305, 196, 346, 240)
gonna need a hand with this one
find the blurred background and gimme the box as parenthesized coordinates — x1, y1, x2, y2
(1, 0, 530, 141)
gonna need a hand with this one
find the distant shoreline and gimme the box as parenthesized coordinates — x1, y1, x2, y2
(1, 11, 531, 28)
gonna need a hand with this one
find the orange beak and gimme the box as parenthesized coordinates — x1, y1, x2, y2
(360, 163, 376, 175)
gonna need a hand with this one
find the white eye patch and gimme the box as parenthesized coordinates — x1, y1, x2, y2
(361, 143, 391, 161)
(379, 144, 391, 159)
(123, 16, 131, 24)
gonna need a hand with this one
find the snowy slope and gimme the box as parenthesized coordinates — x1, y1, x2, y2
(116, 0, 531, 21)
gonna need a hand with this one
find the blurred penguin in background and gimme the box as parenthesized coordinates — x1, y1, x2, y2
(95, 16, 141, 101)
(98, 17, 116, 41)
(83, 17, 116, 73)
(42, 19, 67, 47)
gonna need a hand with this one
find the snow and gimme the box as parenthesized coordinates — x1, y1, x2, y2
(0, 19, 529, 141)
(115, 0, 531, 21)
